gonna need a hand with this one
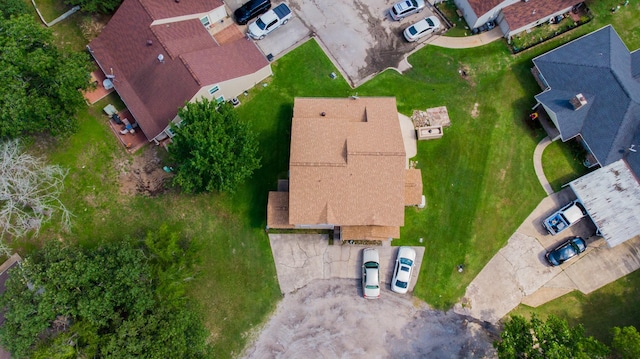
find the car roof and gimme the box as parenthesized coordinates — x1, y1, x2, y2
(413, 16, 440, 32)
(563, 201, 587, 223)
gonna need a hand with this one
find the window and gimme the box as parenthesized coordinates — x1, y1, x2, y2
(200, 16, 211, 28)
(208, 85, 219, 95)
(216, 96, 224, 104)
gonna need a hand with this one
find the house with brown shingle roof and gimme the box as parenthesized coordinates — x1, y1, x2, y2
(454, 0, 583, 39)
(267, 97, 423, 241)
(88, 0, 272, 144)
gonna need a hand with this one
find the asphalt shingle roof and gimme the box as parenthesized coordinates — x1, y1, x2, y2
(89, 0, 268, 141)
(288, 97, 407, 228)
(533, 25, 640, 175)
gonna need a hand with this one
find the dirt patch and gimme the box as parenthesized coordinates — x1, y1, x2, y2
(242, 279, 498, 358)
(117, 147, 172, 197)
(471, 103, 480, 118)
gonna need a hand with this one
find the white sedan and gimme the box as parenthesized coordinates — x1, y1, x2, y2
(403, 16, 441, 42)
(361, 248, 381, 299)
(391, 247, 416, 294)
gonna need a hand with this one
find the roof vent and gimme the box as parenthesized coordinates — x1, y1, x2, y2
(157, 54, 165, 63)
(570, 93, 587, 110)
(147, 40, 153, 46)
(320, 112, 326, 116)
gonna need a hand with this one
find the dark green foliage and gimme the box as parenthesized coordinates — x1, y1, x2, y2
(0, 229, 209, 358)
(612, 326, 640, 359)
(494, 314, 610, 358)
(0, 15, 92, 138)
(170, 99, 261, 193)
(63, 0, 122, 14)
(0, 0, 28, 19)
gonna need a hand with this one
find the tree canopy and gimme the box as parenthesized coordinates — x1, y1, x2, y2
(0, 14, 92, 138)
(63, 0, 123, 14)
(0, 226, 210, 358)
(0, 0, 28, 19)
(494, 314, 610, 358)
(169, 99, 261, 193)
(612, 326, 640, 359)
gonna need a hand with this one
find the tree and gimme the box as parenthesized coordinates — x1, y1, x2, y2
(612, 326, 640, 359)
(0, 15, 92, 138)
(0, 0, 28, 19)
(0, 235, 210, 358)
(63, 0, 122, 14)
(494, 314, 610, 358)
(169, 99, 261, 193)
(0, 139, 72, 246)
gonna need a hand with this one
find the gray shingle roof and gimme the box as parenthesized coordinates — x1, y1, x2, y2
(533, 25, 640, 176)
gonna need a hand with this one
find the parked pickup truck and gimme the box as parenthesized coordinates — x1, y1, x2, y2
(543, 200, 588, 235)
(247, 3, 291, 40)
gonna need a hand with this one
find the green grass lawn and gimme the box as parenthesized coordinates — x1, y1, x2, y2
(510, 269, 640, 345)
(15, 0, 640, 356)
(541, 140, 593, 192)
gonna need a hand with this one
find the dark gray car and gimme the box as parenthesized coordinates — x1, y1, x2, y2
(234, 0, 271, 25)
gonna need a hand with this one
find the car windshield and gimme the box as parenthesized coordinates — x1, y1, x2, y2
(366, 284, 379, 289)
(395, 280, 408, 288)
(399, 258, 413, 266)
(364, 261, 378, 268)
(408, 26, 418, 36)
(256, 18, 267, 29)
(426, 18, 434, 27)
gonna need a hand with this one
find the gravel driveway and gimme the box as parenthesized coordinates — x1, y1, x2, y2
(241, 279, 498, 358)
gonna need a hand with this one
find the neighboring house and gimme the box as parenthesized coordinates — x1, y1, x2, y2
(266, 97, 423, 241)
(0, 254, 22, 359)
(88, 0, 272, 144)
(453, 0, 582, 39)
(532, 25, 640, 247)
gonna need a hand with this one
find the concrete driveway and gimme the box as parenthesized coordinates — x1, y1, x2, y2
(454, 187, 640, 323)
(269, 233, 425, 295)
(225, 0, 443, 86)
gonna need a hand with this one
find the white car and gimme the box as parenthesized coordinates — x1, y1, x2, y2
(391, 247, 416, 294)
(361, 248, 380, 299)
(403, 16, 441, 42)
(389, 0, 426, 21)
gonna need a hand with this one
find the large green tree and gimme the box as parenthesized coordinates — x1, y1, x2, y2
(169, 99, 261, 193)
(0, 228, 209, 358)
(0, 15, 92, 138)
(0, 0, 28, 19)
(612, 326, 640, 359)
(494, 314, 610, 358)
(63, 0, 122, 14)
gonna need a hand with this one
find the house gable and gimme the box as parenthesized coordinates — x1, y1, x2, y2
(533, 25, 640, 169)
(287, 97, 408, 230)
(139, 0, 224, 21)
(88, 0, 270, 142)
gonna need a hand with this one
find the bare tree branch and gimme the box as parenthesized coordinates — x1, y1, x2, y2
(0, 139, 72, 245)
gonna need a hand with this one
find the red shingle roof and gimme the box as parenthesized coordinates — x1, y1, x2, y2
(139, 0, 224, 20)
(502, 0, 581, 31)
(466, 0, 504, 17)
(89, 0, 269, 141)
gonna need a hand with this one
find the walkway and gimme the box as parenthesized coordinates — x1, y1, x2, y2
(429, 28, 503, 49)
(534, 136, 554, 195)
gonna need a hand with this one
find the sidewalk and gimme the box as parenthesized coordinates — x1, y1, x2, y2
(429, 28, 503, 49)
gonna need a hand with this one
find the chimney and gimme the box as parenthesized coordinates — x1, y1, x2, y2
(570, 93, 587, 110)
